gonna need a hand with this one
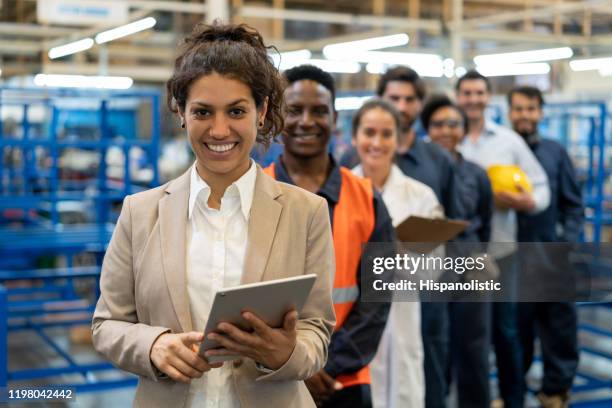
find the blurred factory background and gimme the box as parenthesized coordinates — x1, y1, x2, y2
(0, 0, 611, 407)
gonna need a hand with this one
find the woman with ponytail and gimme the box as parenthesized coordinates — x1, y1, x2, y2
(92, 22, 335, 408)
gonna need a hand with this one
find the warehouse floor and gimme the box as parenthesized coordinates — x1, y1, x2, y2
(4, 305, 612, 408)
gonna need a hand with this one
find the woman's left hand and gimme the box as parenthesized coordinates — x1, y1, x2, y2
(204, 309, 298, 370)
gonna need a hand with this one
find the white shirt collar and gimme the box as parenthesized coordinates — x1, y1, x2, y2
(188, 160, 257, 220)
(351, 163, 403, 192)
(381, 164, 405, 191)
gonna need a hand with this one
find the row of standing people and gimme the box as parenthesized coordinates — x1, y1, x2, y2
(92, 22, 583, 408)
(266, 64, 583, 408)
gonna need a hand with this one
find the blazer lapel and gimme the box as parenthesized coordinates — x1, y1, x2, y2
(242, 167, 283, 284)
(159, 170, 193, 333)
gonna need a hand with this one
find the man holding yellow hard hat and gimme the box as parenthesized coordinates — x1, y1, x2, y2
(456, 70, 549, 408)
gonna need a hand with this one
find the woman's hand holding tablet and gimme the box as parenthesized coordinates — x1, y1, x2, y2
(150, 332, 223, 383)
(204, 309, 298, 370)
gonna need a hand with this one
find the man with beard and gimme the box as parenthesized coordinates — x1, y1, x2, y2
(509, 86, 582, 408)
(340, 66, 464, 220)
(264, 64, 395, 408)
(456, 71, 550, 408)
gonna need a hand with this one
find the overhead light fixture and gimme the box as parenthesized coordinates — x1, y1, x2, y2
(476, 63, 551, 77)
(306, 59, 361, 74)
(569, 56, 612, 72)
(366, 61, 444, 78)
(474, 47, 573, 66)
(270, 49, 312, 70)
(323, 34, 409, 59)
(598, 67, 612, 77)
(48, 38, 94, 59)
(443, 58, 455, 78)
(34, 74, 134, 89)
(335, 96, 372, 111)
(95, 17, 157, 44)
(455, 66, 467, 78)
(336, 50, 442, 67)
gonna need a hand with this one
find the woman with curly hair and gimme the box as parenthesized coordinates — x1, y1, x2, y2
(92, 22, 335, 408)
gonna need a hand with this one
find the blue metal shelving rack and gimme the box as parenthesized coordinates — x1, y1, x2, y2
(0, 87, 161, 393)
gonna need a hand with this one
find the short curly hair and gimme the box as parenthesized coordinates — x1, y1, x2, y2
(283, 64, 336, 105)
(376, 66, 426, 101)
(166, 21, 285, 148)
(420, 93, 469, 135)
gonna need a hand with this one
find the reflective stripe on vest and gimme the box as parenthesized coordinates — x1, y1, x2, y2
(264, 163, 375, 387)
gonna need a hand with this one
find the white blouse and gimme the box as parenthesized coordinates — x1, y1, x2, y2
(352, 163, 442, 408)
(352, 164, 443, 224)
(185, 161, 256, 408)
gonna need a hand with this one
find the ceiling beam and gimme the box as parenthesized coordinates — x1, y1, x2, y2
(463, 0, 610, 28)
(0, 23, 74, 37)
(0, 39, 41, 55)
(42, 62, 173, 82)
(22, 0, 208, 14)
(238, 5, 442, 32)
(461, 28, 612, 47)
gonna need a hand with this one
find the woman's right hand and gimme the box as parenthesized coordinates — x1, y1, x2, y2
(150, 332, 223, 383)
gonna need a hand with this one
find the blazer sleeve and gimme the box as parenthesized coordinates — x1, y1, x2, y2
(91, 195, 172, 380)
(258, 198, 336, 382)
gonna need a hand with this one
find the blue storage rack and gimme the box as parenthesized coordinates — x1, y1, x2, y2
(0, 87, 161, 392)
(540, 102, 610, 244)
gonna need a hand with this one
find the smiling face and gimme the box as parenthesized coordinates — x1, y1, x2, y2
(427, 106, 465, 153)
(456, 79, 490, 123)
(353, 107, 398, 171)
(282, 79, 335, 160)
(180, 72, 265, 184)
(509, 92, 543, 138)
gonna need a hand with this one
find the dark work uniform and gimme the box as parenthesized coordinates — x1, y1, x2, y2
(448, 154, 494, 408)
(517, 135, 583, 397)
(272, 155, 395, 408)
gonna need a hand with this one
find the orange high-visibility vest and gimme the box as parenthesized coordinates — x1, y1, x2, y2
(263, 163, 375, 387)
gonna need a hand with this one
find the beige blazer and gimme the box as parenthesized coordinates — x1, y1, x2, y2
(92, 165, 336, 408)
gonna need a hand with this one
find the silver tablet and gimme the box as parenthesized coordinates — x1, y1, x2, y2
(199, 273, 318, 363)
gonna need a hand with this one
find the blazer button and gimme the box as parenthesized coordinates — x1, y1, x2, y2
(233, 359, 243, 368)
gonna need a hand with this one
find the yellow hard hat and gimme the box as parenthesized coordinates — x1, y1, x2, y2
(487, 164, 533, 194)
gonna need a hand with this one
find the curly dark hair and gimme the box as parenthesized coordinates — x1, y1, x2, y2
(455, 69, 491, 92)
(166, 21, 285, 148)
(508, 85, 544, 108)
(420, 93, 469, 134)
(351, 98, 402, 137)
(283, 64, 336, 105)
(376, 66, 426, 101)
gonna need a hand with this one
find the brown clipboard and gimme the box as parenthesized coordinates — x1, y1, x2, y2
(395, 216, 469, 244)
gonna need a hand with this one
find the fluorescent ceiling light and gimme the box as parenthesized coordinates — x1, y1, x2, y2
(270, 49, 312, 70)
(366, 61, 444, 78)
(443, 58, 455, 78)
(95, 17, 157, 44)
(323, 34, 409, 59)
(455, 66, 467, 78)
(476, 63, 550, 77)
(474, 47, 573, 66)
(335, 96, 372, 111)
(34, 74, 133, 89)
(570, 57, 612, 72)
(48, 38, 94, 59)
(306, 59, 361, 74)
(599, 67, 612, 77)
(336, 50, 442, 66)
